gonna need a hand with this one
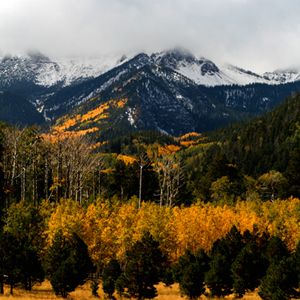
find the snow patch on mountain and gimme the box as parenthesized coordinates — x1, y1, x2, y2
(152, 49, 300, 87)
(0, 52, 128, 88)
(36, 55, 124, 87)
(263, 69, 300, 84)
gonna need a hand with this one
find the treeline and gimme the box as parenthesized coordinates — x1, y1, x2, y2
(0, 123, 187, 207)
(1, 199, 300, 298)
(0, 123, 292, 207)
(174, 94, 299, 203)
(0, 95, 299, 207)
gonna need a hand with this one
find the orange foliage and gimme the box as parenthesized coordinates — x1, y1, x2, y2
(41, 127, 99, 142)
(44, 198, 300, 264)
(48, 98, 128, 139)
(179, 132, 201, 140)
(117, 154, 137, 165)
(158, 144, 181, 156)
(180, 140, 199, 147)
(177, 132, 204, 147)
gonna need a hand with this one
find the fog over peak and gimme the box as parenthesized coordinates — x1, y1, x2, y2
(1, 0, 300, 72)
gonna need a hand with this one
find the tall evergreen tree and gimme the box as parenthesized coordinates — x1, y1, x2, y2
(231, 240, 268, 297)
(102, 259, 121, 299)
(259, 257, 298, 300)
(44, 231, 93, 298)
(116, 232, 166, 300)
(173, 249, 209, 300)
(205, 226, 244, 297)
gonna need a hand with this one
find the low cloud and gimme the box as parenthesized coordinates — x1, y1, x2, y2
(1, 0, 300, 72)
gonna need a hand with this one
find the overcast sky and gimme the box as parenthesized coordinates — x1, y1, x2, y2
(1, 0, 300, 72)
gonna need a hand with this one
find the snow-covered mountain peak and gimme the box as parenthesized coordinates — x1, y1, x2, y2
(152, 48, 197, 67)
(263, 68, 300, 84)
(0, 52, 127, 88)
(2, 48, 300, 91)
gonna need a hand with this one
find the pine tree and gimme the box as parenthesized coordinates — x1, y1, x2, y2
(205, 226, 244, 297)
(231, 240, 268, 297)
(102, 259, 121, 299)
(173, 249, 209, 299)
(264, 236, 289, 263)
(116, 232, 165, 299)
(44, 231, 93, 298)
(259, 257, 297, 300)
(0, 230, 44, 295)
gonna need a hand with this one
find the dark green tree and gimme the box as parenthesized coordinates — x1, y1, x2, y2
(102, 259, 121, 299)
(264, 236, 289, 263)
(19, 243, 45, 291)
(44, 231, 93, 298)
(293, 241, 300, 287)
(231, 240, 268, 297)
(259, 257, 298, 300)
(4, 200, 45, 250)
(2, 201, 45, 291)
(173, 249, 209, 299)
(116, 232, 166, 299)
(205, 226, 244, 297)
(0, 231, 23, 295)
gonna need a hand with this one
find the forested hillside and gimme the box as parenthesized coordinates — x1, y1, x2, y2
(0, 94, 299, 299)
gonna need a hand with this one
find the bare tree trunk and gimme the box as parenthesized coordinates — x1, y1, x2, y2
(79, 172, 83, 204)
(21, 166, 26, 201)
(92, 171, 95, 200)
(98, 169, 101, 200)
(57, 143, 62, 202)
(32, 147, 37, 205)
(138, 165, 143, 209)
(45, 157, 49, 199)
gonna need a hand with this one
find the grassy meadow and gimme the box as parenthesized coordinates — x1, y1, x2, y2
(0, 281, 261, 299)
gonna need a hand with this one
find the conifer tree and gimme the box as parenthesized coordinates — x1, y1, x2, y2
(102, 259, 121, 299)
(205, 226, 244, 297)
(259, 257, 297, 300)
(231, 240, 268, 297)
(44, 231, 93, 298)
(116, 232, 165, 300)
(173, 249, 209, 300)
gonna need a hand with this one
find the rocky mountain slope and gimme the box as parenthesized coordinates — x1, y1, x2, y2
(1, 48, 300, 133)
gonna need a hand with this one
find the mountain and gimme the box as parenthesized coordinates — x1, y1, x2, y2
(178, 92, 300, 202)
(0, 51, 124, 88)
(151, 49, 271, 86)
(0, 91, 44, 126)
(1, 48, 300, 133)
(48, 51, 300, 136)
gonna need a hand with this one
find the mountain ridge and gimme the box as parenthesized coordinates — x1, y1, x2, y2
(1, 48, 300, 133)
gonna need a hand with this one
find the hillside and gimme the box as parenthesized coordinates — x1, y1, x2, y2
(0, 91, 44, 125)
(184, 94, 300, 200)
(215, 93, 300, 175)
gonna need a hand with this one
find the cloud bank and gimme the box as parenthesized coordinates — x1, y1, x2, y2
(1, 0, 300, 72)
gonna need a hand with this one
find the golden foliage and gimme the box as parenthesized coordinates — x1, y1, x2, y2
(46, 199, 86, 244)
(41, 127, 99, 142)
(43, 198, 300, 264)
(117, 154, 137, 165)
(177, 132, 204, 147)
(53, 98, 127, 132)
(158, 144, 181, 156)
(179, 132, 201, 140)
(43, 98, 128, 142)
